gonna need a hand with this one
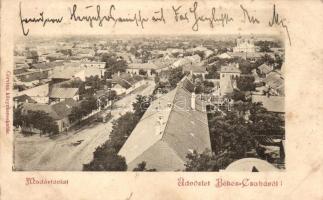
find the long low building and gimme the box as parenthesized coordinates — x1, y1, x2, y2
(118, 77, 211, 171)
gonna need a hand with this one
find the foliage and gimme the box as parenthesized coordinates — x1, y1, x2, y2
(83, 143, 127, 171)
(83, 95, 152, 171)
(206, 102, 285, 170)
(132, 95, 152, 118)
(61, 79, 86, 95)
(168, 67, 185, 88)
(228, 89, 246, 102)
(20, 110, 59, 135)
(13, 107, 23, 127)
(101, 53, 128, 74)
(68, 97, 98, 122)
(236, 76, 256, 91)
(132, 161, 157, 171)
(85, 75, 101, 90)
(184, 149, 236, 171)
(139, 69, 147, 76)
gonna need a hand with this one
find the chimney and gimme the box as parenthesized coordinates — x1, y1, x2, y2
(14, 99, 18, 109)
(191, 92, 196, 110)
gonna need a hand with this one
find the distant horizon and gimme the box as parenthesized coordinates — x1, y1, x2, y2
(16, 33, 284, 43)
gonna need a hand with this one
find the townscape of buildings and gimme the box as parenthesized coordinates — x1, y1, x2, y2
(13, 34, 285, 171)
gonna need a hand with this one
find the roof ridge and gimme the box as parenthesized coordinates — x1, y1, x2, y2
(160, 86, 185, 141)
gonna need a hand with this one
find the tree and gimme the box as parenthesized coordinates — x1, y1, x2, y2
(21, 111, 59, 135)
(85, 75, 101, 90)
(168, 67, 185, 88)
(132, 95, 152, 118)
(68, 106, 83, 124)
(101, 53, 127, 74)
(13, 107, 23, 128)
(61, 79, 85, 95)
(237, 76, 256, 91)
(83, 143, 127, 171)
(27, 50, 39, 63)
(83, 111, 140, 171)
(185, 150, 215, 171)
(139, 69, 147, 76)
(133, 161, 156, 171)
(229, 89, 246, 102)
(83, 95, 153, 171)
(108, 112, 140, 151)
(80, 96, 98, 116)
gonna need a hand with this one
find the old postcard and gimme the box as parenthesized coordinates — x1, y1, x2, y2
(1, 0, 323, 199)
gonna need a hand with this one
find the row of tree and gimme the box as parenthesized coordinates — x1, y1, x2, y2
(68, 97, 99, 124)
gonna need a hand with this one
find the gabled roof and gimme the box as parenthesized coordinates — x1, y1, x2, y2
(31, 61, 64, 69)
(182, 64, 207, 73)
(14, 94, 37, 103)
(128, 62, 161, 70)
(22, 99, 79, 120)
(112, 73, 143, 89)
(49, 87, 79, 99)
(258, 63, 272, 74)
(264, 71, 284, 89)
(51, 67, 84, 80)
(118, 77, 211, 170)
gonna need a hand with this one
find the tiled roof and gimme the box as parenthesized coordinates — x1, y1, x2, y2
(128, 62, 161, 70)
(258, 63, 272, 74)
(31, 61, 64, 69)
(22, 99, 79, 120)
(112, 73, 143, 89)
(182, 64, 207, 73)
(49, 87, 79, 99)
(265, 71, 284, 89)
(51, 67, 84, 79)
(118, 77, 211, 170)
(14, 94, 37, 103)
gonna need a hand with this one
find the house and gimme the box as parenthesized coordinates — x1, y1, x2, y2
(172, 55, 202, 68)
(112, 83, 127, 95)
(21, 99, 79, 133)
(251, 95, 284, 113)
(217, 53, 232, 59)
(15, 83, 49, 104)
(80, 61, 106, 78)
(49, 87, 79, 103)
(263, 71, 284, 96)
(126, 63, 163, 77)
(182, 64, 208, 79)
(50, 66, 85, 82)
(118, 77, 211, 171)
(13, 94, 37, 108)
(111, 72, 146, 95)
(219, 63, 241, 96)
(258, 63, 273, 75)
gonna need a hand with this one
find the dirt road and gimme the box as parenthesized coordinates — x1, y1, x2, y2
(14, 81, 155, 171)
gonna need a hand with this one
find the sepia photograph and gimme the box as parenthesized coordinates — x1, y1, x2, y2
(12, 34, 285, 171)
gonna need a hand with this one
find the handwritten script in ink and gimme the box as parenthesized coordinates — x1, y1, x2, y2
(18, 1, 292, 45)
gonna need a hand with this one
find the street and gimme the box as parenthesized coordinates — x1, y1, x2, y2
(14, 80, 156, 171)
